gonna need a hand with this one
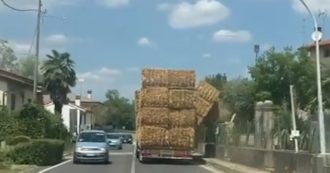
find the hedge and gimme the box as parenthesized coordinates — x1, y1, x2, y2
(0, 108, 23, 141)
(7, 139, 65, 166)
(6, 136, 31, 146)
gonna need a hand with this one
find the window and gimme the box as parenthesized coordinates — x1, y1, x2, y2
(324, 49, 330, 58)
(11, 94, 16, 110)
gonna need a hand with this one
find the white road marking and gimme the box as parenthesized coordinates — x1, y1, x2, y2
(200, 165, 225, 173)
(38, 159, 72, 173)
(130, 144, 136, 173)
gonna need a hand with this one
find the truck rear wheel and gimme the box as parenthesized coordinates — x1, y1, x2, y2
(135, 149, 139, 159)
(138, 152, 144, 163)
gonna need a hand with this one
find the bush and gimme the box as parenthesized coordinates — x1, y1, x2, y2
(7, 139, 64, 166)
(6, 136, 31, 146)
(44, 112, 69, 140)
(16, 105, 69, 140)
(16, 105, 49, 139)
(0, 150, 11, 169)
(0, 108, 23, 142)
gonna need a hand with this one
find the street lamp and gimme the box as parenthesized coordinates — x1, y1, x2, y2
(299, 0, 326, 154)
(254, 44, 260, 63)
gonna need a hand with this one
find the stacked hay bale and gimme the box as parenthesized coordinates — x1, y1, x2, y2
(137, 69, 196, 149)
(195, 81, 220, 124)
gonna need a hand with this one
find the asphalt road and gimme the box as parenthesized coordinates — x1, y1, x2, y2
(39, 144, 222, 173)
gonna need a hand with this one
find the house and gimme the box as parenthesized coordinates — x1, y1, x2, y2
(67, 90, 103, 127)
(44, 94, 93, 134)
(0, 68, 34, 110)
(304, 39, 330, 61)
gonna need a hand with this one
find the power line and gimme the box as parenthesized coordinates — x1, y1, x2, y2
(0, 0, 38, 12)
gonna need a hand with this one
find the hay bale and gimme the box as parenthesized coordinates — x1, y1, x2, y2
(138, 126, 168, 147)
(140, 87, 169, 107)
(169, 109, 196, 128)
(168, 128, 195, 149)
(168, 70, 195, 89)
(194, 96, 213, 118)
(169, 89, 195, 109)
(142, 69, 169, 88)
(197, 81, 220, 103)
(138, 108, 169, 128)
(142, 69, 196, 89)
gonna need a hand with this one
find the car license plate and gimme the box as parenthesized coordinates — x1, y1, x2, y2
(86, 153, 95, 157)
(161, 150, 173, 157)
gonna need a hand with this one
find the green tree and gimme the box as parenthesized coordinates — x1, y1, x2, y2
(103, 89, 135, 130)
(0, 42, 19, 72)
(41, 50, 77, 114)
(222, 78, 255, 121)
(205, 73, 227, 92)
(19, 55, 37, 79)
(249, 47, 316, 110)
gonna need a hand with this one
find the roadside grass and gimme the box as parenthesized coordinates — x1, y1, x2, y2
(0, 164, 38, 173)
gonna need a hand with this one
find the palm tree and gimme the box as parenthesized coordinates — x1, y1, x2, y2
(41, 50, 77, 114)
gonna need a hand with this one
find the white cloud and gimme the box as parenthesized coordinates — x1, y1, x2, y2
(101, 0, 130, 8)
(292, 0, 330, 13)
(138, 37, 155, 47)
(213, 30, 252, 43)
(78, 72, 102, 81)
(78, 67, 122, 82)
(202, 53, 211, 59)
(45, 34, 68, 45)
(165, 0, 230, 29)
(99, 67, 122, 75)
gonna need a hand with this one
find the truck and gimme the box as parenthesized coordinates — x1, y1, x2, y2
(134, 69, 220, 162)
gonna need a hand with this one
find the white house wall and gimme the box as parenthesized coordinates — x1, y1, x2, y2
(44, 104, 71, 131)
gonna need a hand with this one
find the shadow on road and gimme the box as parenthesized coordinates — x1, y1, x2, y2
(141, 158, 206, 166)
(75, 161, 113, 165)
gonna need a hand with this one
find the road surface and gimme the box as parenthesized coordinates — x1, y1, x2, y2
(39, 144, 222, 173)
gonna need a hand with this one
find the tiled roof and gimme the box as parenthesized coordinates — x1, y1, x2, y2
(304, 39, 330, 49)
(43, 93, 101, 105)
(0, 68, 33, 87)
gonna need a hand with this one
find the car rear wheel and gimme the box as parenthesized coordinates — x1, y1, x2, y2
(104, 155, 109, 164)
(138, 152, 144, 163)
(73, 157, 79, 164)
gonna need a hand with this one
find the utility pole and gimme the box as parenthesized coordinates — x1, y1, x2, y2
(33, 0, 42, 102)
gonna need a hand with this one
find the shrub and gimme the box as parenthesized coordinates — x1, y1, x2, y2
(0, 150, 12, 169)
(44, 112, 69, 140)
(7, 139, 64, 166)
(0, 107, 23, 142)
(16, 105, 69, 140)
(6, 136, 31, 146)
(16, 105, 48, 139)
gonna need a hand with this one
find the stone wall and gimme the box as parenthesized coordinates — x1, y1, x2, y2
(215, 145, 330, 173)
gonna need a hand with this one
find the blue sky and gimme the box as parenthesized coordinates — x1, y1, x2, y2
(0, 0, 329, 101)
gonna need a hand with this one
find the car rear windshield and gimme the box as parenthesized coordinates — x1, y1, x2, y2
(78, 132, 106, 142)
(107, 134, 120, 139)
(123, 135, 132, 138)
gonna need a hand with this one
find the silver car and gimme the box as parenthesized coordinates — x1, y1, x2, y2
(73, 130, 109, 164)
(107, 133, 123, 150)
